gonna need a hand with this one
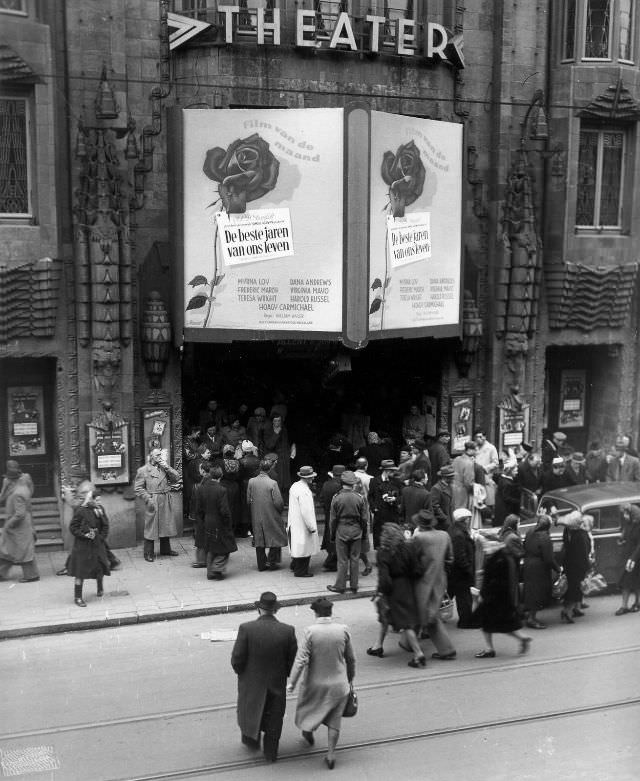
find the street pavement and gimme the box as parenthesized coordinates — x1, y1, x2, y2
(0, 534, 374, 639)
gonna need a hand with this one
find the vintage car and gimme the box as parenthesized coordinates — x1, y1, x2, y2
(518, 481, 640, 584)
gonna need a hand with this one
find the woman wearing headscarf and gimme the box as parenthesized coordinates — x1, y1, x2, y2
(615, 503, 640, 615)
(412, 509, 457, 660)
(287, 597, 356, 770)
(473, 542, 531, 658)
(498, 514, 524, 610)
(366, 522, 425, 667)
(558, 510, 591, 624)
(522, 514, 560, 629)
(219, 444, 242, 536)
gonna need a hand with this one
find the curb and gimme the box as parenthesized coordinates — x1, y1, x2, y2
(0, 587, 377, 640)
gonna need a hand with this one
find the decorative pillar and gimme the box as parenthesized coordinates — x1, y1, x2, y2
(141, 291, 172, 388)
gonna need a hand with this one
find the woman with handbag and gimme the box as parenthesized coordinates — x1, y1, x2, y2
(615, 503, 640, 615)
(522, 514, 560, 629)
(287, 597, 356, 770)
(365, 522, 425, 667)
(411, 509, 457, 661)
(558, 510, 591, 624)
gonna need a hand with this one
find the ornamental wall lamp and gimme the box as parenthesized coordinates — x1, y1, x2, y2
(454, 290, 483, 378)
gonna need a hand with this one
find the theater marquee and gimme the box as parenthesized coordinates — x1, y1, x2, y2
(170, 107, 463, 347)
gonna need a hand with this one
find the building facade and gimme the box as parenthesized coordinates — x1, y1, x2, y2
(1, 0, 638, 544)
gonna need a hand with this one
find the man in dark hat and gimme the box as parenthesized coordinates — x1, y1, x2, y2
(319, 465, 345, 573)
(430, 464, 455, 531)
(0, 461, 40, 582)
(327, 470, 368, 595)
(231, 591, 298, 763)
(287, 466, 319, 577)
(368, 459, 402, 549)
(566, 451, 587, 485)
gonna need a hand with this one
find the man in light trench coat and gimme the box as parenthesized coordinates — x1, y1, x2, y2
(231, 591, 298, 763)
(134, 448, 181, 561)
(287, 465, 320, 577)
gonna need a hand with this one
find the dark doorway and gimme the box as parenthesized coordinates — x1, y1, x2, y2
(0, 358, 57, 496)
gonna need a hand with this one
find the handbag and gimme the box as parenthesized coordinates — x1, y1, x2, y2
(439, 593, 454, 622)
(342, 684, 358, 718)
(581, 569, 607, 595)
(552, 572, 568, 600)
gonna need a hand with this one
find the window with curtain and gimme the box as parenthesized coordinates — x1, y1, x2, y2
(0, 97, 31, 216)
(576, 127, 625, 227)
(584, 0, 611, 58)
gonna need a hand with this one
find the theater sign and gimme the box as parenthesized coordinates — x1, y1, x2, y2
(170, 107, 463, 347)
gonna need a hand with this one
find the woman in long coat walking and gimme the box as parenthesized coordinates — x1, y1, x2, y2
(247, 460, 287, 571)
(559, 511, 591, 624)
(522, 514, 559, 628)
(615, 503, 640, 615)
(196, 465, 237, 579)
(412, 509, 457, 660)
(287, 597, 356, 770)
(219, 444, 243, 534)
(66, 481, 111, 606)
(0, 465, 39, 582)
(366, 522, 425, 667)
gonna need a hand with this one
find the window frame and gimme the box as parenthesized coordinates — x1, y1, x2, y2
(575, 125, 627, 231)
(582, 0, 613, 60)
(617, 0, 635, 62)
(0, 0, 27, 16)
(0, 94, 34, 222)
(561, 0, 578, 62)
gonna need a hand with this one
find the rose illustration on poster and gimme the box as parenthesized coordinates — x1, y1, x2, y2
(370, 140, 427, 327)
(186, 133, 281, 328)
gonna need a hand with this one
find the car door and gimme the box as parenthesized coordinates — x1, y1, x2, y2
(591, 505, 624, 585)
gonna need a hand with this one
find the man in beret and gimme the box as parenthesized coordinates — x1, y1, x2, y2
(231, 592, 297, 763)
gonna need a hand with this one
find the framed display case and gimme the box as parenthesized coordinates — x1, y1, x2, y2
(7, 385, 46, 456)
(449, 394, 474, 455)
(141, 405, 173, 462)
(558, 369, 586, 429)
(87, 421, 131, 487)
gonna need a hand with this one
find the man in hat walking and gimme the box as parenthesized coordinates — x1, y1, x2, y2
(430, 464, 456, 531)
(287, 466, 319, 577)
(369, 459, 402, 549)
(327, 470, 368, 594)
(231, 591, 297, 763)
(319, 465, 345, 572)
(0, 460, 40, 582)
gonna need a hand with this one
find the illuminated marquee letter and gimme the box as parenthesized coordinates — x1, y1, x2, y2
(366, 15, 386, 53)
(329, 12, 358, 51)
(396, 18, 415, 55)
(219, 6, 240, 43)
(296, 9, 317, 47)
(257, 7, 280, 44)
(427, 22, 449, 61)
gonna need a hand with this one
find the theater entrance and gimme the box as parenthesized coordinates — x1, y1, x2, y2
(182, 337, 453, 472)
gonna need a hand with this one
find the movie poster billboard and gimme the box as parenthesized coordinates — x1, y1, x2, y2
(182, 108, 344, 334)
(367, 112, 462, 336)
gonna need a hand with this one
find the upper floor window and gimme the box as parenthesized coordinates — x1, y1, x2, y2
(0, 0, 26, 14)
(0, 97, 32, 218)
(563, 0, 635, 62)
(576, 127, 625, 228)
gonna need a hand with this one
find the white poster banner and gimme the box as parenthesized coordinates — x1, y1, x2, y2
(216, 208, 294, 266)
(387, 212, 431, 268)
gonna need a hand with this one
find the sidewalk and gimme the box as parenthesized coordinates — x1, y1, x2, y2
(0, 536, 375, 639)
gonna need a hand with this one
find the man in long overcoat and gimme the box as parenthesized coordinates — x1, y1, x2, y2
(0, 461, 39, 582)
(287, 466, 319, 577)
(430, 464, 455, 531)
(134, 448, 181, 561)
(196, 464, 236, 579)
(231, 591, 298, 763)
(247, 460, 286, 572)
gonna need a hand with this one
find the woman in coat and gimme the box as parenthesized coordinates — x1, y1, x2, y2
(196, 465, 237, 580)
(288, 597, 356, 770)
(412, 509, 457, 660)
(247, 460, 287, 571)
(522, 514, 559, 629)
(66, 481, 111, 607)
(559, 510, 591, 624)
(219, 444, 243, 535)
(473, 544, 531, 658)
(615, 503, 640, 615)
(366, 522, 425, 667)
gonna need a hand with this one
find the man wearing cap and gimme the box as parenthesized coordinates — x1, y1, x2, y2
(448, 508, 476, 628)
(327, 470, 368, 594)
(542, 431, 570, 472)
(428, 430, 452, 479)
(134, 448, 181, 562)
(368, 459, 403, 549)
(319, 465, 345, 573)
(0, 461, 40, 582)
(542, 456, 575, 492)
(287, 466, 320, 577)
(231, 591, 298, 763)
(430, 464, 455, 531)
(607, 436, 640, 482)
(566, 452, 587, 485)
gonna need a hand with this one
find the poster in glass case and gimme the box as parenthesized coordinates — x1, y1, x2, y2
(7, 386, 46, 456)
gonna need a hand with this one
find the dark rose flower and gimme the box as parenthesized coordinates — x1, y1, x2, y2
(203, 133, 279, 214)
(380, 140, 426, 217)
